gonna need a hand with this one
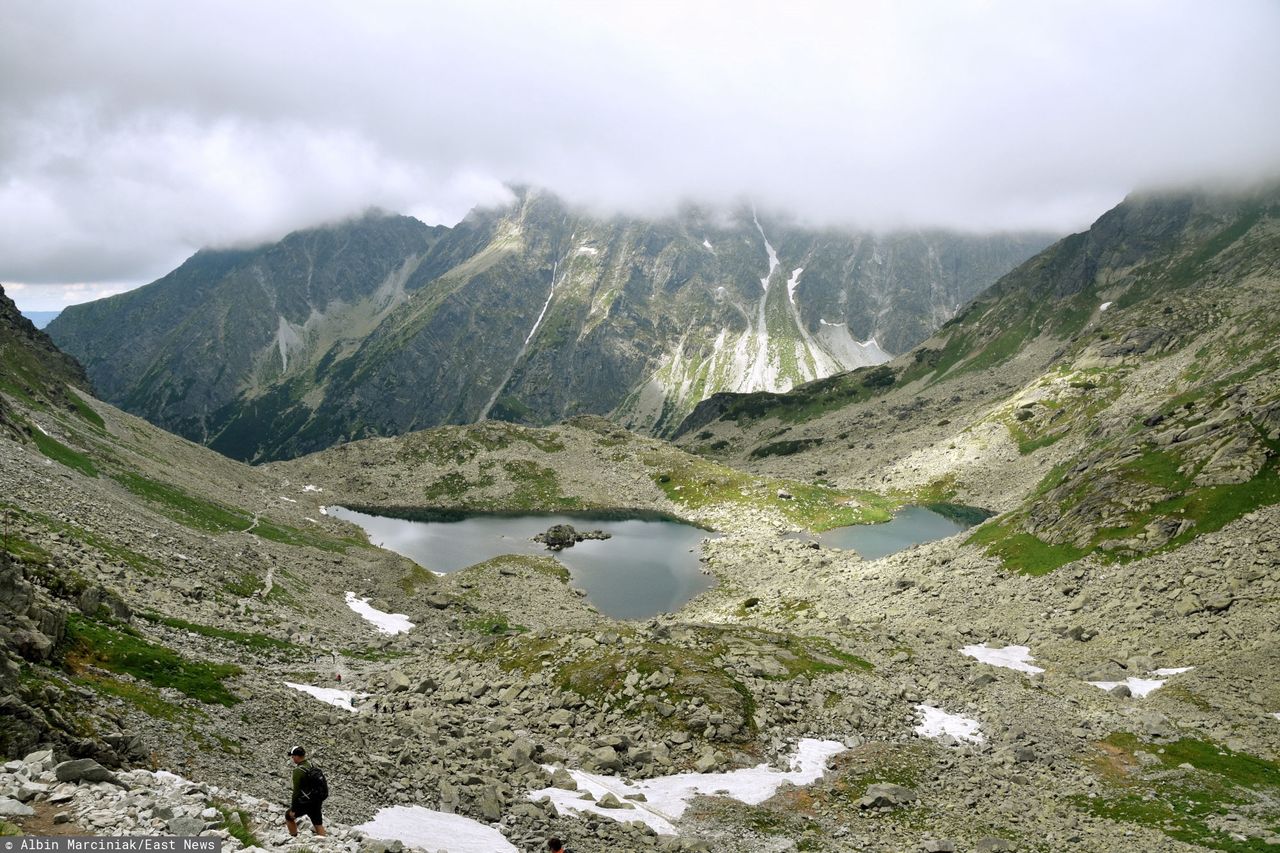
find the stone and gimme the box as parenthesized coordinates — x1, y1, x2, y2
(586, 747, 622, 773)
(923, 841, 957, 853)
(387, 671, 411, 692)
(54, 758, 119, 786)
(975, 839, 1016, 853)
(0, 797, 34, 817)
(167, 816, 204, 836)
(23, 749, 54, 769)
(1174, 594, 1203, 617)
(1204, 592, 1234, 612)
(597, 792, 634, 809)
(858, 783, 917, 809)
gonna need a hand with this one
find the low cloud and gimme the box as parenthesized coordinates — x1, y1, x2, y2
(2, 0, 1278, 304)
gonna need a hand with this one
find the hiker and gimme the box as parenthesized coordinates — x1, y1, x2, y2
(285, 745, 328, 837)
(547, 837, 572, 853)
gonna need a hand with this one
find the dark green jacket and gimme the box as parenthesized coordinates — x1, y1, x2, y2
(291, 759, 310, 806)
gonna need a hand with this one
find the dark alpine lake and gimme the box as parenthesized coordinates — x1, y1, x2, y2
(795, 505, 988, 560)
(325, 507, 715, 620)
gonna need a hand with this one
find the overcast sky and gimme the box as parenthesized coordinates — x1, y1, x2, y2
(3, 0, 1279, 310)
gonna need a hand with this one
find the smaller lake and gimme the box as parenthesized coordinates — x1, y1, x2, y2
(326, 507, 714, 620)
(796, 505, 983, 560)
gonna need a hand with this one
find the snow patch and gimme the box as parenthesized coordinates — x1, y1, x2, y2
(303, 485, 322, 493)
(702, 238, 714, 252)
(961, 644, 1044, 674)
(275, 315, 303, 373)
(576, 246, 599, 256)
(914, 705, 984, 744)
(279, 496, 297, 503)
(1088, 677, 1167, 698)
(1089, 666, 1192, 697)
(1100, 301, 1113, 312)
(345, 592, 414, 635)
(786, 268, 804, 306)
(1272, 712, 1280, 721)
(319, 505, 329, 515)
(752, 210, 779, 292)
(284, 682, 368, 713)
(528, 738, 845, 835)
(355, 806, 517, 853)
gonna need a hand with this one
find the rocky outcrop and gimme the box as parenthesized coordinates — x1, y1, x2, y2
(532, 524, 610, 550)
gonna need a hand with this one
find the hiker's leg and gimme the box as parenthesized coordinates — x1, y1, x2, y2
(285, 809, 299, 836)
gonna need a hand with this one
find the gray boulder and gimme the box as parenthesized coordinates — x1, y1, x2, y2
(858, 783, 917, 809)
(54, 758, 121, 786)
(0, 797, 34, 818)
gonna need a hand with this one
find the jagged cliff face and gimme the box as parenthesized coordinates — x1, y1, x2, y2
(48, 191, 1052, 461)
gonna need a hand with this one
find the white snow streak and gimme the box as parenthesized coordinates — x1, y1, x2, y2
(344, 591, 414, 635)
(702, 238, 714, 252)
(752, 210, 779, 293)
(528, 739, 845, 835)
(786, 267, 804, 305)
(279, 496, 297, 503)
(284, 682, 369, 713)
(355, 806, 517, 853)
(1100, 301, 1113, 312)
(303, 484, 322, 492)
(525, 262, 558, 346)
(1151, 666, 1194, 676)
(914, 705, 984, 744)
(961, 643, 1044, 674)
(576, 245, 599, 256)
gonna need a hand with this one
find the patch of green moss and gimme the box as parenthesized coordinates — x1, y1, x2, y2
(112, 472, 249, 532)
(966, 517, 1089, 576)
(31, 427, 98, 477)
(74, 673, 195, 722)
(464, 614, 526, 635)
(62, 614, 241, 706)
(650, 454, 893, 531)
(69, 394, 106, 430)
(215, 803, 264, 848)
(1076, 733, 1280, 852)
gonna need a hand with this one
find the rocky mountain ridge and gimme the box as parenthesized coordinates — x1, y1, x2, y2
(47, 190, 1053, 461)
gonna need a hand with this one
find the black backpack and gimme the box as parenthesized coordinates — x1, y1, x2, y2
(300, 765, 329, 802)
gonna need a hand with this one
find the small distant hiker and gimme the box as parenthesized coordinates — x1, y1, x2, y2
(285, 745, 328, 837)
(547, 837, 573, 853)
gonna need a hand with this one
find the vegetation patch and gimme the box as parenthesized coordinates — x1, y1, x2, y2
(712, 365, 898, 426)
(464, 614, 526, 635)
(215, 803, 264, 848)
(62, 614, 241, 706)
(748, 437, 824, 459)
(967, 517, 1089, 576)
(30, 427, 99, 477)
(651, 453, 893, 531)
(112, 472, 249, 533)
(74, 673, 194, 722)
(138, 612, 294, 652)
(1076, 732, 1280, 852)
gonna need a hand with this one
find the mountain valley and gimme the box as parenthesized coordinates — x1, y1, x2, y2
(2, 184, 1279, 853)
